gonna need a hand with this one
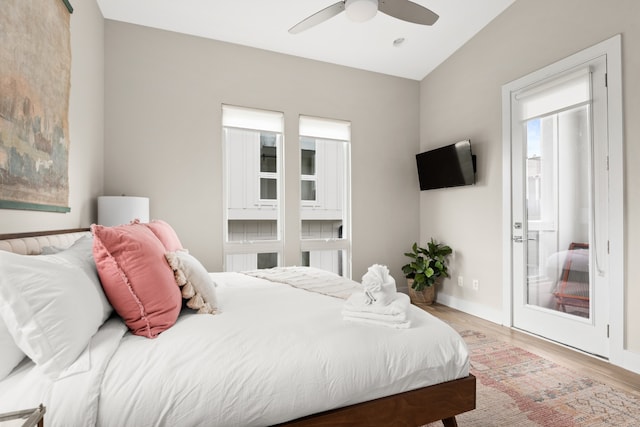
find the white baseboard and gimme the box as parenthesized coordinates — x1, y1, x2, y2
(435, 293, 504, 325)
(436, 293, 640, 376)
(619, 350, 640, 375)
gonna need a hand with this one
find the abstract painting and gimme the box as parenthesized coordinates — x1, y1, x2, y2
(0, 0, 72, 212)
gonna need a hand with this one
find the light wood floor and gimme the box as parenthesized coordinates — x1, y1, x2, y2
(420, 303, 640, 398)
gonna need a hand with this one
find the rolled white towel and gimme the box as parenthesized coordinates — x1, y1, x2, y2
(361, 264, 397, 306)
(342, 309, 408, 324)
(343, 315, 411, 329)
(342, 293, 411, 328)
(343, 292, 410, 316)
(342, 265, 406, 328)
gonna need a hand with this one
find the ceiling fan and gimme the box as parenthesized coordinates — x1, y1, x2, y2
(288, 0, 439, 34)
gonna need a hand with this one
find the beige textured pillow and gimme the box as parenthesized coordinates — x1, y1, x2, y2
(165, 251, 218, 314)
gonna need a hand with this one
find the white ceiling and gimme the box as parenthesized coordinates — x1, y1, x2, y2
(96, 0, 515, 81)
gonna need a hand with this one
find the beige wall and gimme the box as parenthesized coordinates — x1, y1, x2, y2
(420, 0, 640, 352)
(103, 21, 420, 284)
(0, 1, 104, 234)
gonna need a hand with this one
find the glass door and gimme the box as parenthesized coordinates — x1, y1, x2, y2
(524, 109, 590, 318)
(510, 57, 609, 357)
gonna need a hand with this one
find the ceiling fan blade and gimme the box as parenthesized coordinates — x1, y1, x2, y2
(379, 0, 439, 26)
(289, 1, 346, 34)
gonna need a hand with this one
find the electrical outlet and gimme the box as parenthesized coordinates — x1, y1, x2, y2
(458, 276, 464, 287)
(472, 279, 479, 290)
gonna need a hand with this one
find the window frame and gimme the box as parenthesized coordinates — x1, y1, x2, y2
(298, 115, 352, 278)
(222, 105, 284, 271)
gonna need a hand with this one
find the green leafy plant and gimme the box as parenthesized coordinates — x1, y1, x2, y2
(402, 239, 453, 291)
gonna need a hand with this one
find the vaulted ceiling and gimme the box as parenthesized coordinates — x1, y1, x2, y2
(97, 0, 515, 80)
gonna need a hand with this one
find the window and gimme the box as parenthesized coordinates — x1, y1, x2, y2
(222, 105, 283, 271)
(299, 116, 351, 277)
(222, 108, 351, 277)
(516, 67, 593, 287)
(260, 133, 278, 200)
(300, 138, 316, 201)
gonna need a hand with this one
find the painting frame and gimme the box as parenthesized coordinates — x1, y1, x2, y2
(61, 0, 73, 14)
(0, 0, 72, 213)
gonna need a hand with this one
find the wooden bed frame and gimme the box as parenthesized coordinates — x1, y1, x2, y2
(279, 374, 476, 427)
(0, 228, 90, 241)
(0, 228, 476, 427)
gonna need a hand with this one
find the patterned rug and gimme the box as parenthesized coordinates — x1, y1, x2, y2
(427, 328, 640, 426)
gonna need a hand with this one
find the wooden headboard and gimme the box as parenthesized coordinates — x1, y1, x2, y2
(0, 228, 91, 255)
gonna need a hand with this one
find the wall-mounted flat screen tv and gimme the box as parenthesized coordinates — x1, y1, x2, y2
(416, 140, 476, 191)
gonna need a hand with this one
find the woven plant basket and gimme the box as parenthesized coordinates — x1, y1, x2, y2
(407, 278, 438, 305)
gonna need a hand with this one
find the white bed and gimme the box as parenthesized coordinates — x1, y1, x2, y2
(0, 229, 474, 427)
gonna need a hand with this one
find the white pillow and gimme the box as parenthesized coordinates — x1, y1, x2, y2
(40, 245, 65, 255)
(165, 251, 218, 314)
(0, 236, 112, 379)
(51, 236, 113, 323)
(0, 320, 24, 381)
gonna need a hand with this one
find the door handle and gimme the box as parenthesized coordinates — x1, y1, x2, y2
(513, 236, 536, 243)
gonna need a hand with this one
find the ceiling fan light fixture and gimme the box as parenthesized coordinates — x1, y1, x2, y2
(345, 0, 378, 23)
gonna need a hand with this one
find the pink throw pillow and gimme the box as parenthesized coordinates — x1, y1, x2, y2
(144, 219, 183, 251)
(92, 223, 181, 338)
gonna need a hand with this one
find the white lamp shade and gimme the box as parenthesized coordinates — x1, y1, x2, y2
(345, 0, 378, 22)
(98, 196, 150, 226)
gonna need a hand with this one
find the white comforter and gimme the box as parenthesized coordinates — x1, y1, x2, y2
(0, 273, 469, 426)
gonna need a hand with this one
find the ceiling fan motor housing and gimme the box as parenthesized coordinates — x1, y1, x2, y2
(345, 0, 378, 22)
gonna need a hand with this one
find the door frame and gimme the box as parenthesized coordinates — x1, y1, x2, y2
(501, 35, 626, 366)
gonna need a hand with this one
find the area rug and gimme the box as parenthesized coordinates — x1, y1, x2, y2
(427, 328, 640, 426)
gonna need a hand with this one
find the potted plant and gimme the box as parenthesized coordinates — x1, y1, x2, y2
(402, 239, 452, 305)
